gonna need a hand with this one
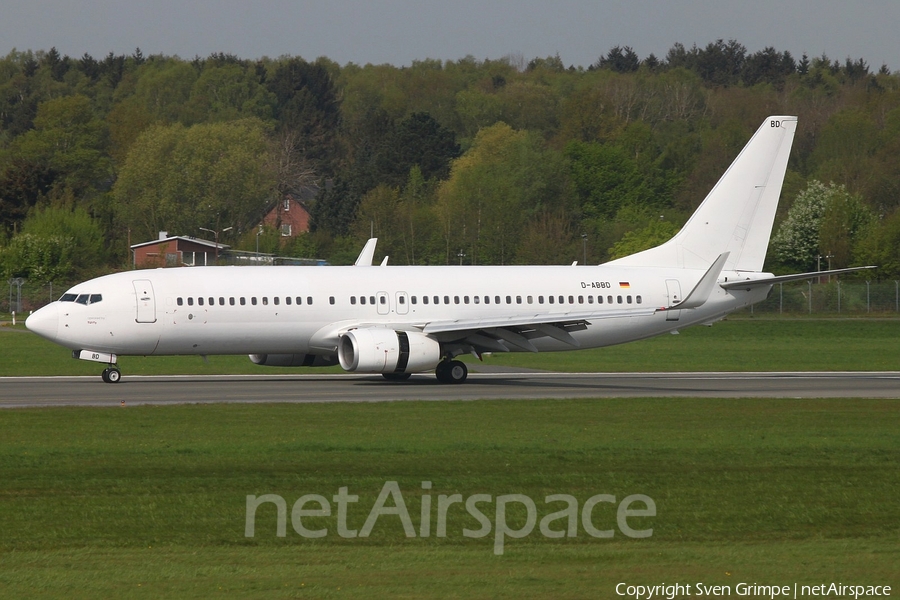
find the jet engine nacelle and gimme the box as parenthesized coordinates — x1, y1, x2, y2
(338, 328, 441, 374)
(249, 353, 338, 367)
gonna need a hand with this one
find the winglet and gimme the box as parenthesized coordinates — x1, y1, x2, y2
(354, 238, 378, 267)
(672, 252, 729, 310)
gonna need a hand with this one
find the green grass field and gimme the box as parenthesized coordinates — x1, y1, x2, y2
(1, 319, 898, 598)
(2, 317, 900, 376)
(1, 399, 898, 598)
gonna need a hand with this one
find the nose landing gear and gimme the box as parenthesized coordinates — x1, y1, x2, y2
(101, 366, 122, 383)
(73, 350, 122, 383)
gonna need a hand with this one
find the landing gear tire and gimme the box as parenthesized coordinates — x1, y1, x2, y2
(435, 360, 467, 384)
(382, 372, 412, 382)
(102, 367, 121, 384)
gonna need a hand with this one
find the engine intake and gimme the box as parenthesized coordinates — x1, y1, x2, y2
(338, 328, 441, 374)
(249, 354, 337, 367)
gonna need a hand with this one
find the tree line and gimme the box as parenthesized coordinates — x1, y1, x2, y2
(1, 41, 899, 290)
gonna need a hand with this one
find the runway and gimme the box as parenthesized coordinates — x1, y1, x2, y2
(2, 370, 900, 407)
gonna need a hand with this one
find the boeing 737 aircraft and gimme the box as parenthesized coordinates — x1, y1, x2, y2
(25, 116, 871, 383)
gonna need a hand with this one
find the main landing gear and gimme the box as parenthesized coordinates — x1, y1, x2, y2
(379, 360, 468, 383)
(435, 360, 467, 384)
(101, 366, 122, 383)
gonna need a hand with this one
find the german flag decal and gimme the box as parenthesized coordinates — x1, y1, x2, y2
(619, 282, 631, 288)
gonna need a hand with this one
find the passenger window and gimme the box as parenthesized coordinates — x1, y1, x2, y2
(296, 297, 303, 305)
(399, 296, 406, 304)
(240, 298, 246, 305)
(473, 296, 480, 304)
(435, 296, 440, 304)
(617, 296, 623, 304)
(229, 297, 235, 306)
(636, 295, 642, 304)
(578, 296, 584, 304)
(568, 296, 574, 304)
(494, 296, 501, 304)
(219, 297, 225, 306)
(444, 296, 450, 304)
(307, 297, 313, 305)
(588, 296, 594, 304)
(370, 296, 376, 305)
(274, 297, 280, 306)
(209, 297, 214, 305)
(262, 297, 268, 306)
(360, 296, 366, 305)
(251, 297, 257, 306)
(484, 296, 490, 304)
(330, 297, 335, 305)
(351, 297, 357, 305)
(188, 297, 194, 306)
(423, 296, 429, 305)
(463, 296, 469, 304)
(607, 295, 613, 304)
(506, 296, 512, 304)
(177, 297, 184, 306)
(548, 296, 554, 304)
(378, 296, 385, 305)
(627, 295, 632, 304)
(198, 297, 204, 306)
(454, 296, 460, 304)
(538, 296, 544, 304)
(411, 296, 417, 305)
(516, 296, 522, 304)
(286, 297, 292, 305)
(527, 296, 533, 304)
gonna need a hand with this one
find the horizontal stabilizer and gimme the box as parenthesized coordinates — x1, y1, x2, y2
(720, 266, 877, 290)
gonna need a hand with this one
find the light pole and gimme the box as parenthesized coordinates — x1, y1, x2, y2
(581, 233, 587, 265)
(8, 277, 24, 315)
(199, 226, 232, 263)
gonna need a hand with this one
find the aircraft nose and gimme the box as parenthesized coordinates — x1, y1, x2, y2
(25, 304, 59, 341)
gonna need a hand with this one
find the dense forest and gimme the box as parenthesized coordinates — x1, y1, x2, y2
(2, 40, 900, 290)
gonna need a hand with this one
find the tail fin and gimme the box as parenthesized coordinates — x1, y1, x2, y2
(606, 116, 797, 272)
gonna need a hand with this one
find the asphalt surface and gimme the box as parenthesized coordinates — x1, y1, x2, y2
(2, 371, 899, 407)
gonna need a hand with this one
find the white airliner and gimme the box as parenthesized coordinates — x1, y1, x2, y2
(25, 116, 871, 383)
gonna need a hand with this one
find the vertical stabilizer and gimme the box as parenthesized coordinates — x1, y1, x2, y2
(606, 116, 797, 272)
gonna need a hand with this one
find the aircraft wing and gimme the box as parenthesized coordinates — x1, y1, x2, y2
(419, 307, 658, 352)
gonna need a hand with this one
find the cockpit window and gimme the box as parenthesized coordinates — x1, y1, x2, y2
(63, 293, 102, 305)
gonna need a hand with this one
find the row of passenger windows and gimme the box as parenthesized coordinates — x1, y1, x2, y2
(177, 296, 314, 307)
(352, 294, 643, 306)
(59, 293, 102, 305)
(175, 293, 643, 308)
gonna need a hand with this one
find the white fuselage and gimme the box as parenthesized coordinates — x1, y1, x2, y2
(27, 264, 770, 361)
